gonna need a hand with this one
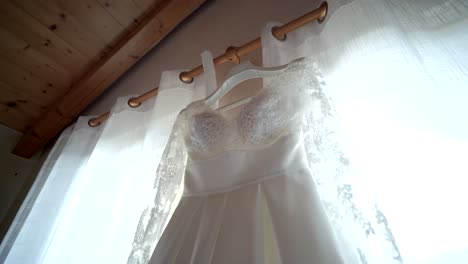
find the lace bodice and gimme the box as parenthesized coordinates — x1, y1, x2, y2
(177, 58, 323, 158)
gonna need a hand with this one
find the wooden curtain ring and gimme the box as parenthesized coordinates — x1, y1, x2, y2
(225, 46, 241, 64)
(272, 27, 287, 41)
(318, 1, 328, 24)
(88, 117, 100, 127)
(179, 72, 194, 84)
(128, 97, 142, 108)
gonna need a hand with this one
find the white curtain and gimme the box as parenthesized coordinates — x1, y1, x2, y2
(0, 52, 217, 264)
(2, 0, 467, 263)
(262, 0, 468, 263)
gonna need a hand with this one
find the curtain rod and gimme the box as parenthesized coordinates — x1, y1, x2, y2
(88, 1, 328, 127)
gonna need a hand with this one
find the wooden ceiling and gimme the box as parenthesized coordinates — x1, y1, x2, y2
(0, 0, 205, 158)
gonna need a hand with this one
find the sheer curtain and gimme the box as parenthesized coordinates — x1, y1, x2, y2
(262, 0, 468, 263)
(0, 52, 217, 264)
(2, 1, 467, 263)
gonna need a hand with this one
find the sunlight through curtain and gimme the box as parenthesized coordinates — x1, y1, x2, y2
(262, 0, 468, 262)
(0, 52, 217, 264)
(1, 0, 467, 263)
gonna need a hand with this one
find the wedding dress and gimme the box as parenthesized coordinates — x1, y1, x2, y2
(148, 58, 356, 263)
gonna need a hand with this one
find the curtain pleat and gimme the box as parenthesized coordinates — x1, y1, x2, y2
(1, 52, 217, 264)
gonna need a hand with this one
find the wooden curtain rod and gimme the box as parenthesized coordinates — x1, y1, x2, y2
(88, 1, 328, 127)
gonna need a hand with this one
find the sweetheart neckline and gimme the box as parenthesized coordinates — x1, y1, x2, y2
(180, 57, 318, 154)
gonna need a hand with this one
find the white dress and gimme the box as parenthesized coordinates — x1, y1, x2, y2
(148, 59, 352, 263)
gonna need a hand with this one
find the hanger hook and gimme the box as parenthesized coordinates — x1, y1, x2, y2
(225, 46, 241, 64)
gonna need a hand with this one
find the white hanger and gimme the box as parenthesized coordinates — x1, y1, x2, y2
(203, 59, 299, 108)
(217, 95, 254, 113)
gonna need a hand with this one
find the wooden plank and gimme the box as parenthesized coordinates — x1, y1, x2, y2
(0, 82, 46, 132)
(0, 58, 64, 105)
(96, 0, 144, 28)
(133, 0, 163, 12)
(56, 0, 124, 45)
(0, 81, 46, 117)
(0, 27, 72, 89)
(13, 0, 206, 158)
(0, 1, 89, 78)
(13, 0, 107, 60)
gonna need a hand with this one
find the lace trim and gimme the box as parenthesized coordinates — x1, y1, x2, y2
(301, 69, 402, 263)
(188, 112, 227, 152)
(127, 120, 187, 264)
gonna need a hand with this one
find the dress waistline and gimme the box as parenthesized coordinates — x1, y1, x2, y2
(184, 133, 310, 196)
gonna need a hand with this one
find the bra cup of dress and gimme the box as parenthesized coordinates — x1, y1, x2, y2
(186, 112, 227, 152)
(238, 90, 295, 145)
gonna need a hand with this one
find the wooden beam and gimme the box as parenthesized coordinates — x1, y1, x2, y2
(13, 0, 206, 158)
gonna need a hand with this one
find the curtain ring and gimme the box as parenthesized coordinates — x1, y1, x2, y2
(88, 117, 100, 127)
(317, 1, 328, 24)
(128, 97, 142, 108)
(225, 46, 241, 64)
(179, 72, 194, 83)
(271, 26, 287, 41)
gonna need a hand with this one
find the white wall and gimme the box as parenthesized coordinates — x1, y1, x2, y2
(0, 125, 41, 235)
(84, 0, 321, 115)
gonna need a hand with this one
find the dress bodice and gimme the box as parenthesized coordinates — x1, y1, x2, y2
(177, 57, 323, 159)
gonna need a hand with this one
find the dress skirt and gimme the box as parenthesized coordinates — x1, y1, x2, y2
(149, 134, 348, 264)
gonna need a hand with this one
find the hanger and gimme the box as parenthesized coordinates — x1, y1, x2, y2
(217, 95, 254, 113)
(203, 58, 301, 108)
